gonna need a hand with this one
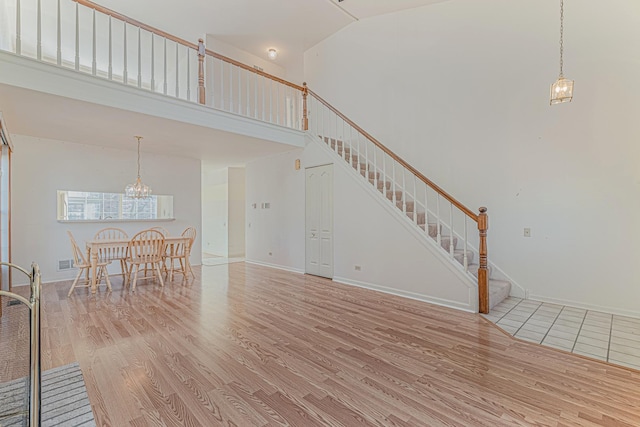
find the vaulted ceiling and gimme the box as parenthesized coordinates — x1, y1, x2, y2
(92, 0, 450, 74)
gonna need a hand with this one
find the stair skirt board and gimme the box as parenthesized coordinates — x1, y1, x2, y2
(0, 362, 96, 427)
(315, 134, 512, 310)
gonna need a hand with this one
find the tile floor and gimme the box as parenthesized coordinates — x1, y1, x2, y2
(484, 297, 640, 370)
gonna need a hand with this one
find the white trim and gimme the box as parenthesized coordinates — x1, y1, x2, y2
(245, 259, 305, 275)
(0, 51, 305, 148)
(528, 293, 640, 320)
(333, 276, 476, 313)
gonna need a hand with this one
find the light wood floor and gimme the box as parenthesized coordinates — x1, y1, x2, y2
(5, 263, 640, 426)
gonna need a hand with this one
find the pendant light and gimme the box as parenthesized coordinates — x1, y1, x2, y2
(550, 0, 573, 105)
(124, 136, 152, 199)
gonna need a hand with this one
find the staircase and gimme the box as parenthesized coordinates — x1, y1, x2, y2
(310, 135, 511, 309)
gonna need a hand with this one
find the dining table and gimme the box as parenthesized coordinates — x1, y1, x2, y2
(85, 235, 192, 293)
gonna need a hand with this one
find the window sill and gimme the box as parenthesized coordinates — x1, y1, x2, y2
(57, 218, 176, 223)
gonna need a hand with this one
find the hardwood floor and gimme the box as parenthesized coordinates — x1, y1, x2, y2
(4, 263, 640, 426)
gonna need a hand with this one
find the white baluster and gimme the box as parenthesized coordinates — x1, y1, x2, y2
(36, 0, 41, 60)
(137, 27, 142, 87)
(276, 84, 280, 125)
(413, 174, 418, 224)
(355, 128, 360, 175)
(230, 64, 234, 112)
(436, 195, 441, 245)
(108, 16, 112, 79)
(75, 2, 79, 71)
(269, 80, 273, 122)
(150, 35, 154, 91)
(238, 66, 242, 114)
(463, 215, 468, 271)
(163, 38, 167, 94)
(424, 184, 429, 232)
(92, 10, 96, 75)
(123, 24, 128, 83)
(391, 160, 396, 205)
(373, 145, 378, 190)
(364, 134, 368, 179)
(449, 203, 454, 257)
(174, 43, 179, 96)
(342, 119, 347, 162)
(186, 48, 190, 101)
(220, 60, 224, 110)
(262, 76, 265, 121)
(16, 0, 21, 55)
(56, 0, 61, 65)
(36, 0, 42, 61)
(254, 73, 258, 118)
(383, 154, 388, 202)
(402, 168, 407, 215)
(246, 70, 250, 117)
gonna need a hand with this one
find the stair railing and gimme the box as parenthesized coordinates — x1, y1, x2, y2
(0, 262, 42, 426)
(0, 0, 305, 130)
(306, 87, 490, 313)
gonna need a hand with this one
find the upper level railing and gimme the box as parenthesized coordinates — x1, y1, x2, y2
(0, 0, 305, 130)
(0, 0, 490, 313)
(0, 262, 42, 426)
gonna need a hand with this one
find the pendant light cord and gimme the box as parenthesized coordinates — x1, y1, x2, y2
(559, 0, 564, 77)
(135, 136, 142, 179)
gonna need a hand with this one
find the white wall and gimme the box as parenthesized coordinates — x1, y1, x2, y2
(201, 167, 229, 256)
(246, 139, 475, 311)
(11, 135, 202, 284)
(303, 0, 640, 316)
(228, 167, 246, 257)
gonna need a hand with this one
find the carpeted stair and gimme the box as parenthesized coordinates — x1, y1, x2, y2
(321, 136, 511, 310)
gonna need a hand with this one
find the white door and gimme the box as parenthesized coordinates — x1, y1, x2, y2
(305, 164, 333, 278)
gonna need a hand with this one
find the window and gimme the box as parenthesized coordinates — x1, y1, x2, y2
(57, 191, 173, 221)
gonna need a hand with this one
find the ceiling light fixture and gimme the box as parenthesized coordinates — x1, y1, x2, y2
(124, 136, 152, 199)
(267, 48, 277, 60)
(550, 0, 573, 105)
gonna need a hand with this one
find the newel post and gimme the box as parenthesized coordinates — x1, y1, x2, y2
(478, 207, 489, 314)
(197, 38, 205, 105)
(302, 82, 309, 131)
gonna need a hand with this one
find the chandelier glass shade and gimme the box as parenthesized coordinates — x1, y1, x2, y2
(125, 136, 152, 199)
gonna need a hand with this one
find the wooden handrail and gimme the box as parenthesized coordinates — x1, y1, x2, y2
(73, 0, 198, 50)
(204, 49, 304, 92)
(308, 89, 478, 221)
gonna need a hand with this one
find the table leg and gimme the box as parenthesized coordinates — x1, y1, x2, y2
(185, 244, 193, 279)
(90, 248, 99, 293)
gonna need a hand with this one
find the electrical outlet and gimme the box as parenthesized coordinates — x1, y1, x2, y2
(524, 228, 531, 237)
(354, 265, 361, 271)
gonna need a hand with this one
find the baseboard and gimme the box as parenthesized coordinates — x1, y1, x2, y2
(528, 293, 640, 320)
(245, 259, 305, 275)
(333, 276, 476, 313)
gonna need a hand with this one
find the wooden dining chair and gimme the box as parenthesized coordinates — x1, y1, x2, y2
(126, 229, 165, 292)
(150, 226, 169, 236)
(165, 226, 197, 281)
(67, 231, 112, 297)
(93, 227, 129, 281)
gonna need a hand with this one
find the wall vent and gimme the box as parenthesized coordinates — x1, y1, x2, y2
(57, 259, 75, 271)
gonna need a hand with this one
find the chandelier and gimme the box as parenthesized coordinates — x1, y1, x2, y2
(550, 0, 573, 105)
(124, 136, 152, 199)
